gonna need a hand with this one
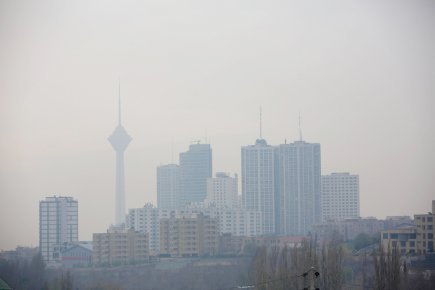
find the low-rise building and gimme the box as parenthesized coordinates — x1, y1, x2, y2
(414, 200, 435, 254)
(312, 217, 385, 242)
(0, 247, 39, 262)
(160, 213, 218, 257)
(92, 226, 149, 266)
(218, 234, 245, 256)
(243, 236, 310, 251)
(60, 242, 92, 268)
(384, 216, 413, 230)
(381, 226, 418, 255)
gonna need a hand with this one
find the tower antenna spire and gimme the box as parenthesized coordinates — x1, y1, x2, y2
(299, 112, 303, 141)
(259, 106, 262, 139)
(118, 80, 121, 125)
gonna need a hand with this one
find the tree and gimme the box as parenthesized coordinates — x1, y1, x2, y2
(319, 235, 344, 290)
(373, 243, 401, 290)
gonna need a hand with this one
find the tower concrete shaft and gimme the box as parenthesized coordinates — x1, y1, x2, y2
(108, 87, 131, 225)
(108, 124, 131, 225)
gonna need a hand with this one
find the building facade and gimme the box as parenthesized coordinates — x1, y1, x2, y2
(321, 173, 360, 221)
(241, 138, 275, 234)
(414, 200, 435, 254)
(160, 213, 218, 257)
(39, 196, 78, 264)
(381, 226, 418, 255)
(179, 143, 212, 207)
(92, 226, 148, 266)
(205, 172, 239, 209)
(127, 204, 263, 255)
(275, 140, 321, 235)
(157, 164, 180, 209)
(60, 242, 92, 268)
(126, 204, 173, 255)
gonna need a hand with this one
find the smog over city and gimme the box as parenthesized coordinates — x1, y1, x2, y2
(1, 1, 434, 289)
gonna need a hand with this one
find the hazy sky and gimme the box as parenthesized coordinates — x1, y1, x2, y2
(1, 0, 434, 250)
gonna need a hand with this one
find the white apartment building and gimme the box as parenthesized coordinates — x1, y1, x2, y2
(157, 164, 180, 209)
(321, 173, 360, 221)
(127, 204, 263, 255)
(205, 172, 239, 209)
(242, 138, 275, 234)
(182, 206, 263, 237)
(39, 196, 78, 263)
(275, 140, 321, 235)
(127, 204, 173, 255)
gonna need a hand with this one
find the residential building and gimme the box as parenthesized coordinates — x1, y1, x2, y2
(39, 196, 78, 264)
(126, 204, 263, 255)
(275, 140, 321, 235)
(160, 213, 218, 257)
(92, 225, 149, 266)
(321, 173, 360, 221)
(414, 200, 435, 254)
(157, 164, 180, 209)
(241, 138, 275, 234)
(205, 172, 239, 209)
(126, 204, 173, 255)
(183, 206, 263, 237)
(179, 143, 212, 207)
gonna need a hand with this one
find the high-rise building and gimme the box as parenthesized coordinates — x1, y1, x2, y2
(39, 196, 78, 263)
(275, 140, 321, 235)
(241, 138, 275, 234)
(321, 173, 360, 221)
(108, 89, 132, 225)
(205, 172, 239, 209)
(157, 164, 180, 209)
(179, 143, 212, 207)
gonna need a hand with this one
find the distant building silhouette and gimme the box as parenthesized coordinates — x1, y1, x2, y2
(275, 140, 321, 235)
(179, 143, 212, 207)
(93, 225, 149, 266)
(205, 172, 239, 209)
(241, 138, 275, 234)
(157, 164, 180, 209)
(108, 87, 132, 225)
(160, 213, 218, 257)
(321, 172, 360, 221)
(39, 196, 78, 263)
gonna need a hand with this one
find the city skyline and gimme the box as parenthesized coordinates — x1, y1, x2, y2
(1, 0, 434, 250)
